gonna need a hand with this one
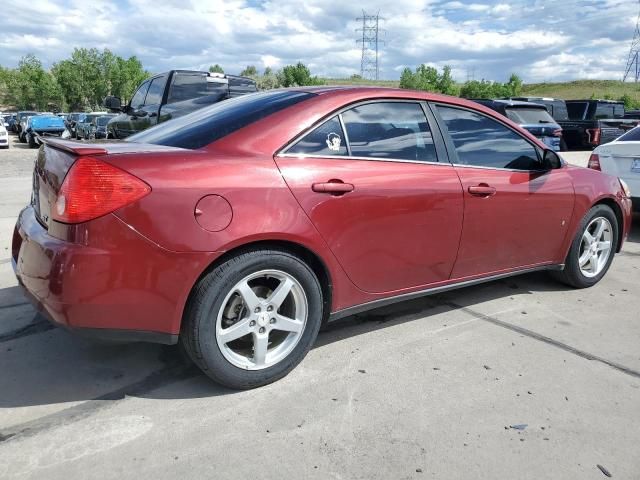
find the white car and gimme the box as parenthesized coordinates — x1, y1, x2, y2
(590, 126, 640, 211)
(0, 119, 8, 149)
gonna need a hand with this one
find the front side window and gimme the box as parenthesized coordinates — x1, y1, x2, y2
(145, 75, 167, 105)
(130, 81, 150, 109)
(287, 116, 347, 157)
(437, 105, 540, 170)
(342, 102, 437, 162)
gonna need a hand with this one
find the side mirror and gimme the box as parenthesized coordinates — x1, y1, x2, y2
(542, 150, 562, 170)
(104, 96, 122, 111)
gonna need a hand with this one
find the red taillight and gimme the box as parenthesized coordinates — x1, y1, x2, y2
(552, 128, 563, 138)
(52, 157, 151, 224)
(588, 153, 601, 171)
(586, 128, 601, 146)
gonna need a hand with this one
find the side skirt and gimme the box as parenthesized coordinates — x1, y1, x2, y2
(328, 264, 564, 321)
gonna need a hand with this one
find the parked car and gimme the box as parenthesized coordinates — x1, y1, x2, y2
(0, 119, 8, 149)
(24, 114, 66, 148)
(90, 114, 117, 139)
(589, 125, 640, 211)
(6, 115, 18, 133)
(66, 113, 86, 138)
(559, 100, 637, 150)
(75, 113, 108, 139)
(104, 70, 257, 139)
(473, 99, 564, 151)
(508, 96, 569, 121)
(15, 111, 38, 138)
(13, 88, 632, 389)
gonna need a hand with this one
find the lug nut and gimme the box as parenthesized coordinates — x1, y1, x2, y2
(254, 307, 261, 313)
(249, 320, 256, 327)
(270, 317, 276, 324)
(267, 305, 273, 312)
(259, 327, 266, 334)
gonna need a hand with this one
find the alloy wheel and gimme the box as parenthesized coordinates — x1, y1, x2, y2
(215, 269, 308, 370)
(578, 216, 613, 278)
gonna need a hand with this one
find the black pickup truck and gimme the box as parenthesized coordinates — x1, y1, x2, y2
(558, 100, 637, 150)
(104, 70, 257, 139)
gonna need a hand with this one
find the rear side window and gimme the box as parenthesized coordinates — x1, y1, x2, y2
(342, 102, 437, 162)
(617, 126, 640, 142)
(168, 73, 228, 104)
(288, 116, 348, 156)
(127, 91, 315, 149)
(505, 107, 556, 125)
(437, 105, 540, 170)
(595, 103, 624, 119)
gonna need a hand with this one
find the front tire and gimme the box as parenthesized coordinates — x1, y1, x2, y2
(181, 248, 323, 389)
(553, 204, 618, 288)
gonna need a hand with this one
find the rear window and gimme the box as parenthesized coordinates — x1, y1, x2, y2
(567, 102, 588, 120)
(617, 126, 640, 142)
(168, 73, 228, 104)
(505, 107, 556, 125)
(127, 90, 315, 149)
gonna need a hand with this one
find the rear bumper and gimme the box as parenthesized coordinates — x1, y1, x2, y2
(13, 206, 219, 343)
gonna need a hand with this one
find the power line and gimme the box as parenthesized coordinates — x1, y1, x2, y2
(623, 0, 640, 82)
(356, 11, 385, 80)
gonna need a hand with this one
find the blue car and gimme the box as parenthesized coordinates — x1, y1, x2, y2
(472, 99, 564, 151)
(25, 115, 66, 148)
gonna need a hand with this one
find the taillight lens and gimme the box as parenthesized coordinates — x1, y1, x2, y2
(588, 153, 601, 171)
(52, 157, 151, 224)
(586, 128, 601, 146)
(552, 128, 563, 138)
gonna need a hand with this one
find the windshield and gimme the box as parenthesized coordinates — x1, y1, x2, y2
(127, 90, 315, 149)
(97, 117, 112, 126)
(617, 126, 640, 142)
(505, 107, 556, 125)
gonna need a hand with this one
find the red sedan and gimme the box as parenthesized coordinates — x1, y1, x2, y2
(13, 88, 633, 389)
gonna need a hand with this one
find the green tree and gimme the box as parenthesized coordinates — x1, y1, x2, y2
(277, 62, 324, 87)
(399, 64, 458, 95)
(240, 65, 258, 77)
(209, 64, 224, 74)
(506, 73, 523, 97)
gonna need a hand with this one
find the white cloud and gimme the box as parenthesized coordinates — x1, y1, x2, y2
(0, 0, 637, 83)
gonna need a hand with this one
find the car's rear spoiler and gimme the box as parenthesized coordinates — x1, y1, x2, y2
(42, 138, 108, 156)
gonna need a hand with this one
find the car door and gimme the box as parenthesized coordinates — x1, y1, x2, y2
(140, 74, 167, 129)
(275, 100, 464, 294)
(113, 80, 150, 138)
(432, 104, 575, 279)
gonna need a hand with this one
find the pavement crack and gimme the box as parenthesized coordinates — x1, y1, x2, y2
(442, 301, 640, 380)
(0, 316, 54, 343)
(0, 362, 199, 444)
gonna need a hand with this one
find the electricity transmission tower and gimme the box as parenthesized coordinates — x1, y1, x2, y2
(623, 0, 640, 82)
(356, 11, 384, 80)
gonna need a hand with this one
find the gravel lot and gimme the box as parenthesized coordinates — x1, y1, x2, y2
(0, 132, 638, 479)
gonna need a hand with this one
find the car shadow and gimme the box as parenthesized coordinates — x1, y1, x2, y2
(0, 268, 590, 410)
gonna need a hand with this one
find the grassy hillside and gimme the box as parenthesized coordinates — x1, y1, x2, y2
(521, 80, 640, 102)
(324, 78, 640, 104)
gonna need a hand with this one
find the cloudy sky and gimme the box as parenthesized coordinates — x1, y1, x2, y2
(1, 0, 638, 82)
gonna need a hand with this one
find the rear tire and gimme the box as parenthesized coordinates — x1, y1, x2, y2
(552, 204, 618, 288)
(181, 248, 323, 389)
(27, 134, 37, 148)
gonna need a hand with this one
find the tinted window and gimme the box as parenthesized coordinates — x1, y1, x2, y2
(288, 116, 347, 156)
(127, 91, 315, 149)
(594, 103, 624, 119)
(168, 73, 228, 103)
(617, 126, 640, 142)
(437, 106, 540, 170)
(341, 102, 437, 162)
(130, 81, 150, 108)
(548, 102, 568, 121)
(97, 116, 112, 126)
(567, 102, 588, 120)
(505, 107, 555, 125)
(145, 75, 167, 105)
